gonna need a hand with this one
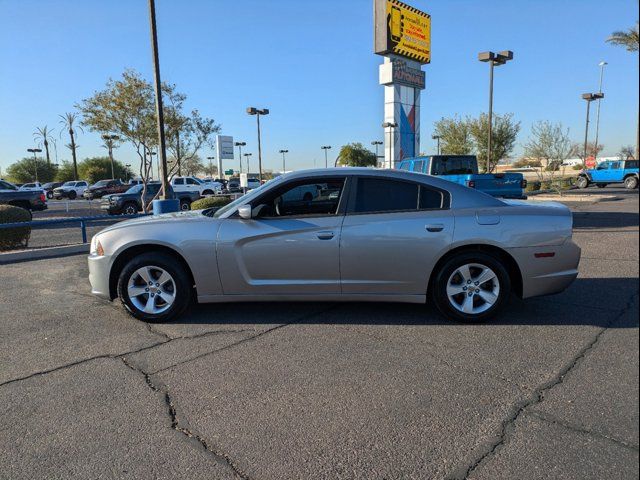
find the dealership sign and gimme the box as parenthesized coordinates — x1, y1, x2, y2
(374, 0, 431, 64)
(380, 58, 425, 89)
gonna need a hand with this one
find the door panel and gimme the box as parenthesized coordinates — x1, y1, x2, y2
(217, 216, 343, 295)
(340, 210, 454, 295)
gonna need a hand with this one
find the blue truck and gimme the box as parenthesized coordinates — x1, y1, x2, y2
(576, 159, 639, 190)
(397, 155, 527, 199)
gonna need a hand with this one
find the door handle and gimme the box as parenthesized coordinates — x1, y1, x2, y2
(426, 224, 444, 232)
(317, 231, 335, 240)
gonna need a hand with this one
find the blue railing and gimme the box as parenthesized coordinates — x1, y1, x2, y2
(0, 214, 148, 243)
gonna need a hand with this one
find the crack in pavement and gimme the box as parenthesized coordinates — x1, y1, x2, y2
(526, 410, 639, 452)
(447, 290, 639, 480)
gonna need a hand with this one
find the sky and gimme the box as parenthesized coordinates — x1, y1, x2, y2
(1, 0, 638, 175)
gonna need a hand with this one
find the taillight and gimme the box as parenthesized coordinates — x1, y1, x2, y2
(40, 193, 46, 202)
(521, 179, 528, 189)
(466, 180, 476, 189)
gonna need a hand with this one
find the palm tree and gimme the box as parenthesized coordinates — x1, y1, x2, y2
(607, 23, 639, 159)
(59, 112, 83, 180)
(33, 126, 55, 164)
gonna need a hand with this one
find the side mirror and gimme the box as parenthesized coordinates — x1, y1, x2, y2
(238, 204, 252, 219)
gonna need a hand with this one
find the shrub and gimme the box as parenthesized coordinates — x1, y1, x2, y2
(191, 196, 233, 210)
(525, 181, 541, 192)
(0, 205, 31, 250)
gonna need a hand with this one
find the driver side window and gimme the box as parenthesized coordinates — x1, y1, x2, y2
(253, 177, 346, 218)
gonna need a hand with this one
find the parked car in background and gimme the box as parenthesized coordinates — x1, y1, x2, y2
(171, 176, 221, 196)
(83, 179, 130, 199)
(101, 183, 199, 215)
(397, 155, 527, 199)
(0, 180, 47, 212)
(226, 178, 241, 193)
(18, 182, 45, 192)
(245, 178, 261, 190)
(41, 181, 64, 199)
(577, 159, 639, 189)
(53, 180, 89, 199)
(88, 168, 580, 324)
(199, 178, 224, 195)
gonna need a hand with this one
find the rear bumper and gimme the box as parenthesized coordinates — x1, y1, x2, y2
(88, 253, 112, 300)
(507, 240, 581, 299)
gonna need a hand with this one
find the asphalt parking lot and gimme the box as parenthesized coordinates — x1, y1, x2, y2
(1, 189, 638, 479)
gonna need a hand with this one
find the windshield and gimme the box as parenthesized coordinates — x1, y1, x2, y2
(63, 181, 76, 186)
(93, 180, 110, 187)
(212, 176, 283, 218)
(125, 185, 143, 194)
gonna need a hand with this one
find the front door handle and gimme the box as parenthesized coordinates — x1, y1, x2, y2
(317, 231, 335, 240)
(426, 224, 444, 233)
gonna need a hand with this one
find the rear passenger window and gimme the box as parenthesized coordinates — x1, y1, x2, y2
(419, 188, 444, 209)
(354, 178, 418, 213)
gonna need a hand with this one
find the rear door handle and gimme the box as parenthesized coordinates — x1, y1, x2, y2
(426, 224, 444, 232)
(317, 231, 335, 240)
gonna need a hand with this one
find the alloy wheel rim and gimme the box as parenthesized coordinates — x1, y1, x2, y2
(446, 263, 500, 315)
(127, 266, 176, 315)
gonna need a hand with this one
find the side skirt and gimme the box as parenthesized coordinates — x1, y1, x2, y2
(197, 293, 427, 304)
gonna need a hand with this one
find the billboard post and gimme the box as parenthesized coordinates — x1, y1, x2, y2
(215, 135, 235, 179)
(374, 0, 430, 168)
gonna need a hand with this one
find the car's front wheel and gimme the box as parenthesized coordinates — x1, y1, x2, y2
(123, 202, 138, 215)
(68, 190, 77, 199)
(180, 199, 191, 211)
(624, 176, 638, 190)
(117, 252, 192, 322)
(576, 176, 589, 189)
(432, 252, 511, 322)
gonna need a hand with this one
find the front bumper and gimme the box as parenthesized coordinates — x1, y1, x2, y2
(88, 253, 112, 300)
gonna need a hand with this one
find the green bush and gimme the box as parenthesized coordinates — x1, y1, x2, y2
(525, 181, 541, 192)
(0, 205, 31, 250)
(190, 196, 233, 210)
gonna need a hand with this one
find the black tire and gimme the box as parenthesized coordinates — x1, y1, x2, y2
(624, 176, 638, 190)
(46, 191, 53, 199)
(596, 183, 607, 188)
(117, 252, 192, 323)
(123, 202, 138, 215)
(68, 190, 77, 200)
(576, 176, 589, 189)
(180, 199, 191, 211)
(431, 252, 511, 323)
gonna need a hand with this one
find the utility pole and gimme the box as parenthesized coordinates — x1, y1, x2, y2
(235, 141, 246, 173)
(27, 148, 42, 182)
(321, 146, 332, 168)
(593, 61, 607, 159)
(279, 149, 289, 172)
(371, 141, 383, 166)
(431, 135, 441, 155)
(582, 92, 605, 165)
(247, 108, 269, 182)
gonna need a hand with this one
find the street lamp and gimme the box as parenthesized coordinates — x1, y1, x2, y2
(246, 107, 269, 182)
(243, 153, 252, 174)
(582, 92, 605, 164)
(279, 149, 289, 172)
(432, 135, 441, 155)
(478, 50, 514, 171)
(235, 141, 246, 173)
(101, 134, 120, 179)
(321, 146, 332, 168)
(382, 122, 398, 169)
(594, 61, 608, 158)
(206, 156, 215, 178)
(125, 164, 131, 182)
(371, 141, 383, 166)
(27, 148, 42, 182)
(147, 150, 157, 180)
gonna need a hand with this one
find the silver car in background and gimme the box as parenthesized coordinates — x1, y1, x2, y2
(88, 168, 581, 323)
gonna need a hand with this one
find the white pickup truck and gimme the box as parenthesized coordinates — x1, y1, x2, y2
(170, 176, 222, 196)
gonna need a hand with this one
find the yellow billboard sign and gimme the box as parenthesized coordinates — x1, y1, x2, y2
(374, 0, 431, 64)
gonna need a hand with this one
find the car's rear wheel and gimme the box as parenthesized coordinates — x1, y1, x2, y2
(202, 189, 213, 195)
(624, 176, 638, 190)
(180, 199, 191, 211)
(123, 202, 138, 215)
(46, 191, 53, 199)
(68, 190, 77, 199)
(432, 252, 511, 322)
(576, 176, 589, 189)
(117, 252, 192, 322)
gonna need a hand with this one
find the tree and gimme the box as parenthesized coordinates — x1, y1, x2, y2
(433, 116, 473, 155)
(469, 113, 520, 173)
(33, 126, 55, 164)
(55, 161, 77, 182)
(59, 112, 83, 180)
(336, 143, 377, 167)
(6, 157, 58, 184)
(606, 22, 639, 159)
(523, 121, 573, 180)
(618, 145, 635, 160)
(511, 158, 542, 168)
(77, 157, 133, 184)
(173, 154, 205, 176)
(571, 141, 603, 167)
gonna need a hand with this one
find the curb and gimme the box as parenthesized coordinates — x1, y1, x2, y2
(0, 243, 89, 265)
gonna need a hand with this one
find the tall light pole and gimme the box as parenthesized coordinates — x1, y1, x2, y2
(371, 141, 383, 166)
(101, 134, 119, 179)
(147, 0, 172, 205)
(206, 156, 215, 178)
(478, 50, 514, 172)
(235, 141, 246, 174)
(582, 92, 605, 165)
(279, 149, 289, 172)
(381, 122, 397, 168)
(321, 146, 332, 168)
(593, 61, 607, 159)
(432, 135, 441, 155)
(246, 107, 269, 183)
(148, 150, 157, 179)
(27, 148, 42, 182)
(243, 153, 252, 174)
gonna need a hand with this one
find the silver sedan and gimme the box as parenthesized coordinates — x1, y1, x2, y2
(88, 168, 581, 323)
